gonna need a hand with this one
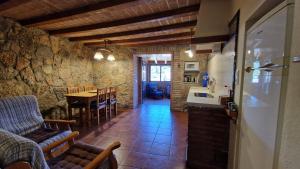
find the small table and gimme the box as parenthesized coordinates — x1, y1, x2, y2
(65, 91, 97, 127)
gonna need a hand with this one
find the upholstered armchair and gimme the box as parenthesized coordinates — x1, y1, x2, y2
(0, 95, 75, 150)
(0, 129, 120, 169)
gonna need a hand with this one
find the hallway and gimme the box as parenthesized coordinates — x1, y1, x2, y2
(79, 99, 188, 169)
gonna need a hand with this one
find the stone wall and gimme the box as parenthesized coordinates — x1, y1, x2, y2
(93, 46, 134, 108)
(0, 17, 134, 118)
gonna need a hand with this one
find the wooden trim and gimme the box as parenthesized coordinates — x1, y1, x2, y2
(85, 32, 194, 46)
(4, 161, 31, 169)
(43, 131, 79, 156)
(70, 20, 197, 41)
(19, 0, 137, 26)
(44, 119, 76, 124)
(191, 35, 230, 44)
(50, 4, 200, 35)
(196, 49, 213, 54)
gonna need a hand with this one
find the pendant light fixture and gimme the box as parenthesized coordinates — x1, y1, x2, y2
(185, 28, 194, 58)
(93, 40, 115, 61)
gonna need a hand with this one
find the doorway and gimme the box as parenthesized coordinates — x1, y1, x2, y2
(138, 54, 172, 106)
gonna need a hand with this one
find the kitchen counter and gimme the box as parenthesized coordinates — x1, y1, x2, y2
(186, 86, 230, 168)
(186, 86, 228, 108)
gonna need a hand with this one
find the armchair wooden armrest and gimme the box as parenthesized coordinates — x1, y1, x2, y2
(43, 119, 76, 130)
(84, 141, 121, 169)
(4, 161, 31, 169)
(43, 131, 79, 158)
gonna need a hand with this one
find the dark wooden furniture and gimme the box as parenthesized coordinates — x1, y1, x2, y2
(108, 87, 117, 118)
(90, 88, 108, 125)
(187, 104, 230, 169)
(65, 91, 98, 127)
(66, 87, 86, 125)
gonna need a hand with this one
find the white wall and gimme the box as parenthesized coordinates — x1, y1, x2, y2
(195, 0, 230, 37)
(207, 39, 235, 93)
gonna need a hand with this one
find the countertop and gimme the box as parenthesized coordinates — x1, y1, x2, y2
(186, 87, 229, 108)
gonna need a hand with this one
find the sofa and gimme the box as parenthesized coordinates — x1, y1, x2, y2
(0, 95, 120, 169)
(0, 129, 120, 169)
(0, 95, 75, 168)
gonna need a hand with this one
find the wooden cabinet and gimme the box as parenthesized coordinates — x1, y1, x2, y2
(187, 104, 230, 169)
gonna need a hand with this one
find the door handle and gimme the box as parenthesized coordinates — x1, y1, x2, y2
(245, 63, 287, 73)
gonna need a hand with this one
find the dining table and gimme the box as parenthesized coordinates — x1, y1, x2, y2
(65, 89, 108, 127)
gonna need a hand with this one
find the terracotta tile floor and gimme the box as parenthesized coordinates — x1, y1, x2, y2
(78, 99, 188, 169)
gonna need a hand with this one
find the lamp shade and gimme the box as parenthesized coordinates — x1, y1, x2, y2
(185, 49, 194, 58)
(107, 54, 115, 61)
(94, 51, 104, 60)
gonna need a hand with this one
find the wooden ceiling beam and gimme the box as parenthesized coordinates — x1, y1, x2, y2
(69, 20, 197, 42)
(125, 39, 191, 47)
(49, 4, 200, 35)
(85, 32, 194, 46)
(196, 49, 213, 54)
(191, 35, 230, 44)
(109, 34, 231, 47)
(19, 0, 137, 26)
(0, 0, 32, 12)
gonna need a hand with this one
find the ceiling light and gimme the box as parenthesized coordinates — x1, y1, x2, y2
(185, 50, 194, 58)
(94, 51, 104, 60)
(107, 54, 115, 61)
(186, 28, 194, 58)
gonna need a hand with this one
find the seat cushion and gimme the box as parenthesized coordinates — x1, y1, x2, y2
(23, 128, 65, 144)
(38, 130, 72, 150)
(90, 101, 106, 109)
(47, 142, 115, 169)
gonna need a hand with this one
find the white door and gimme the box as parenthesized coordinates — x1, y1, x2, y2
(239, 5, 289, 169)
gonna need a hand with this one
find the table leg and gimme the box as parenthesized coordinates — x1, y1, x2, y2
(68, 104, 72, 120)
(86, 101, 91, 127)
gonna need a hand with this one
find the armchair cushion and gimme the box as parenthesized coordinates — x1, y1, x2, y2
(47, 142, 114, 169)
(38, 130, 72, 149)
(0, 96, 44, 136)
(0, 95, 73, 150)
(0, 129, 49, 169)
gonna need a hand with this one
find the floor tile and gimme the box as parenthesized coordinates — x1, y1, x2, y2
(78, 99, 188, 169)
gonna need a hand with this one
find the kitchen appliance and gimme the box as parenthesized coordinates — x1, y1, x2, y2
(184, 62, 199, 71)
(239, 1, 294, 169)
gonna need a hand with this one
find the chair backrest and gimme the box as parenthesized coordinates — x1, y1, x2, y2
(97, 88, 108, 104)
(109, 87, 117, 99)
(84, 85, 96, 91)
(67, 87, 80, 94)
(0, 95, 44, 136)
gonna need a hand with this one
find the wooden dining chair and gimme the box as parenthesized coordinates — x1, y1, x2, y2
(84, 85, 97, 91)
(108, 87, 117, 119)
(67, 87, 85, 125)
(90, 88, 108, 125)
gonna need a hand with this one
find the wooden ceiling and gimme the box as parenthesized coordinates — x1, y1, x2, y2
(0, 0, 203, 47)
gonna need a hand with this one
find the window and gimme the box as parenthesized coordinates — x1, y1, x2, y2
(150, 65, 171, 81)
(161, 66, 171, 81)
(142, 65, 147, 81)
